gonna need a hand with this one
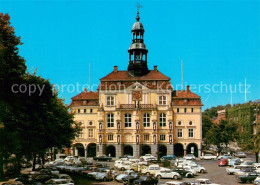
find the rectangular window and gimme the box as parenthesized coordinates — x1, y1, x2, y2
(158, 95, 167, 105)
(143, 113, 150, 127)
(159, 134, 166, 141)
(79, 132, 84, 138)
(184, 108, 187, 113)
(177, 108, 179, 113)
(108, 134, 113, 141)
(125, 113, 132, 127)
(88, 129, 94, 138)
(191, 108, 194, 113)
(188, 129, 194, 138)
(106, 96, 115, 106)
(78, 109, 80, 113)
(159, 113, 166, 127)
(144, 134, 149, 141)
(90, 109, 93, 113)
(84, 109, 87, 113)
(107, 114, 114, 127)
(177, 129, 183, 138)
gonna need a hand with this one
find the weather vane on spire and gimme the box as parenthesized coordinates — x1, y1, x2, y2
(136, 3, 143, 21)
(136, 2, 143, 12)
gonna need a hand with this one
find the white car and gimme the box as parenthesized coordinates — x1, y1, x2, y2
(184, 154, 196, 160)
(64, 156, 75, 162)
(225, 165, 251, 175)
(155, 170, 181, 180)
(194, 178, 220, 185)
(45, 179, 74, 185)
(254, 176, 260, 185)
(184, 166, 197, 175)
(165, 181, 184, 185)
(139, 154, 156, 162)
(200, 154, 217, 160)
(117, 161, 133, 171)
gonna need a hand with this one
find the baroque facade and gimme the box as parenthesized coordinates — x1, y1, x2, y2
(69, 11, 203, 158)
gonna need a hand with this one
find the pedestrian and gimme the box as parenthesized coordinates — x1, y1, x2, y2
(109, 153, 111, 157)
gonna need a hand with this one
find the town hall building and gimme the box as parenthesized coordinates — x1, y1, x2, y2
(69, 10, 203, 158)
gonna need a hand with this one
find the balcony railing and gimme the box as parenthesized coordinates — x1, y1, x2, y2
(120, 104, 155, 109)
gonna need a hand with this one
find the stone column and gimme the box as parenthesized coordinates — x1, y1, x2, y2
(151, 144, 158, 158)
(198, 149, 201, 157)
(184, 149, 187, 156)
(75, 148, 78, 157)
(167, 144, 174, 155)
(97, 144, 104, 156)
(116, 144, 122, 159)
(133, 144, 140, 158)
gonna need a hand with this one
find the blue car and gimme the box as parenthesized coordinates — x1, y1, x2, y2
(160, 154, 176, 161)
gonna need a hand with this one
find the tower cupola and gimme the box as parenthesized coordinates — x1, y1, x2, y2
(127, 10, 149, 76)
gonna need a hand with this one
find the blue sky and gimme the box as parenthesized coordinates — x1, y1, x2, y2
(1, 0, 260, 109)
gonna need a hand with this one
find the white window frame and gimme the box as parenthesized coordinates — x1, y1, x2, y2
(188, 129, 194, 138)
(158, 95, 167, 105)
(143, 113, 150, 127)
(144, 134, 149, 141)
(106, 95, 115, 106)
(159, 134, 166, 141)
(177, 129, 183, 138)
(108, 134, 113, 141)
(159, 113, 166, 127)
(107, 113, 114, 127)
(88, 129, 94, 138)
(124, 113, 132, 127)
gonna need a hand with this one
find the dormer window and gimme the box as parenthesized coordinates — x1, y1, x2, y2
(106, 96, 115, 106)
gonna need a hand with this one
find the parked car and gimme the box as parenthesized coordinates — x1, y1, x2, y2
(139, 154, 157, 162)
(218, 158, 228, 166)
(116, 170, 139, 182)
(217, 154, 232, 160)
(194, 178, 220, 185)
(228, 158, 243, 166)
(155, 170, 181, 180)
(160, 155, 176, 161)
(141, 164, 169, 175)
(171, 167, 194, 178)
(200, 154, 217, 160)
(45, 178, 74, 185)
(254, 176, 260, 185)
(226, 165, 251, 175)
(237, 172, 259, 183)
(95, 169, 115, 181)
(134, 175, 158, 185)
(234, 167, 256, 176)
(93, 155, 112, 161)
(165, 181, 185, 185)
(117, 161, 133, 171)
(184, 154, 195, 160)
(234, 152, 247, 158)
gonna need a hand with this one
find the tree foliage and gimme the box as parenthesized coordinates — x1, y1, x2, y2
(0, 13, 78, 177)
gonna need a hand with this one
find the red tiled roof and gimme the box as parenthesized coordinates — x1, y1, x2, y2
(100, 70, 170, 81)
(172, 87, 203, 106)
(69, 99, 99, 107)
(71, 90, 99, 100)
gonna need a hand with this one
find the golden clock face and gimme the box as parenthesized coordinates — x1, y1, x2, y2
(132, 91, 142, 101)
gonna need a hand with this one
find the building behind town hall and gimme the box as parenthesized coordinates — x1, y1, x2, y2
(69, 10, 203, 158)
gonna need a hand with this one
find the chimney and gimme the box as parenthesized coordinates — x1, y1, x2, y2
(154, 65, 158, 72)
(186, 85, 190, 92)
(84, 88, 87, 92)
(114, 66, 118, 73)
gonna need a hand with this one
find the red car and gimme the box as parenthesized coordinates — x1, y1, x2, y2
(218, 158, 228, 166)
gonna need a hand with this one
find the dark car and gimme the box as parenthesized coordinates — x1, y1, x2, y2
(160, 154, 176, 161)
(14, 174, 32, 185)
(171, 167, 194, 178)
(134, 175, 158, 185)
(237, 172, 259, 183)
(93, 155, 112, 161)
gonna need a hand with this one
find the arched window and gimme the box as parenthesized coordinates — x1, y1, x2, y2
(159, 113, 166, 127)
(125, 113, 132, 127)
(107, 113, 114, 127)
(143, 113, 150, 127)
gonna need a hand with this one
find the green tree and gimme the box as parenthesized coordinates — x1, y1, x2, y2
(202, 115, 213, 139)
